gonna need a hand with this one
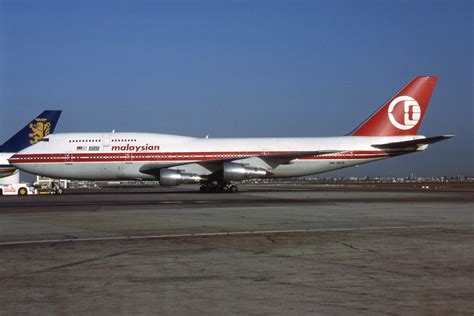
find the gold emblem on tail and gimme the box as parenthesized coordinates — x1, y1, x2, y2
(29, 118, 51, 144)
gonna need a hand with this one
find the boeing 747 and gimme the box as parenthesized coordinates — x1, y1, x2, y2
(10, 77, 453, 192)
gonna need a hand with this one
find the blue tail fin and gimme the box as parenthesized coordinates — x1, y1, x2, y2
(0, 110, 62, 152)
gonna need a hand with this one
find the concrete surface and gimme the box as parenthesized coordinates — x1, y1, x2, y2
(0, 184, 472, 315)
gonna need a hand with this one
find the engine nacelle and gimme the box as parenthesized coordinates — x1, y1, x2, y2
(223, 162, 269, 182)
(159, 169, 204, 186)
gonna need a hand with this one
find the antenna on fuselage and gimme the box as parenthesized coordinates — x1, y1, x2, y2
(112, 129, 115, 133)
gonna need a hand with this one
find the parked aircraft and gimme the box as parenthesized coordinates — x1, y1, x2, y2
(0, 110, 62, 178)
(10, 77, 452, 192)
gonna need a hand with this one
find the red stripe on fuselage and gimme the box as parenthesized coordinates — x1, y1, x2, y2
(9, 150, 396, 164)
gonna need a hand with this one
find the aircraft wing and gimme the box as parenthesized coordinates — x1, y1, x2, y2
(139, 150, 340, 176)
(198, 150, 341, 170)
(372, 135, 454, 150)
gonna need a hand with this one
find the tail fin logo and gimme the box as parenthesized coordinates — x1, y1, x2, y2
(28, 118, 51, 144)
(387, 96, 421, 130)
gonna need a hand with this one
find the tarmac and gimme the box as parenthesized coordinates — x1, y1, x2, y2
(0, 184, 473, 315)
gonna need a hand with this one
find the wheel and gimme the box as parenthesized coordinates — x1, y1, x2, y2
(229, 185, 238, 193)
(201, 183, 229, 193)
(56, 188, 63, 195)
(18, 187, 28, 196)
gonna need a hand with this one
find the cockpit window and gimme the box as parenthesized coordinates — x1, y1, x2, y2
(41, 138, 50, 142)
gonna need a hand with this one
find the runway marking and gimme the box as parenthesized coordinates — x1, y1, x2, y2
(0, 224, 470, 246)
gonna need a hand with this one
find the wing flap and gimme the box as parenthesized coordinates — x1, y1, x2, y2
(257, 150, 340, 168)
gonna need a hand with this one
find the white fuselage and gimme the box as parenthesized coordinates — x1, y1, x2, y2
(9, 132, 424, 181)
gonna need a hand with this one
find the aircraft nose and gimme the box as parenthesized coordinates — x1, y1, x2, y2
(8, 153, 20, 166)
(8, 152, 37, 174)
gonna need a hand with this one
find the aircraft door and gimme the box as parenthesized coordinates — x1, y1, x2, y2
(117, 152, 133, 178)
(125, 152, 133, 164)
(65, 153, 73, 165)
(102, 134, 110, 147)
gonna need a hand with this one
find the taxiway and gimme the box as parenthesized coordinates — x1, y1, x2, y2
(0, 184, 472, 315)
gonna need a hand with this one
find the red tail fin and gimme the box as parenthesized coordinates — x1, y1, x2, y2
(351, 76, 438, 136)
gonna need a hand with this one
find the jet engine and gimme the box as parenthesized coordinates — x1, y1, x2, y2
(159, 169, 204, 186)
(223, 162, 270, 182)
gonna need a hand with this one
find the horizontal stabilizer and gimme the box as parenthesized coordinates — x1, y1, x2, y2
(372, 135, 454, 150)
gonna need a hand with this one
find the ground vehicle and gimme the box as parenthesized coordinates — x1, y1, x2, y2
(0, 182, 63, 196)
(36, 182, 64, 195)
(0, 183, 37, 196)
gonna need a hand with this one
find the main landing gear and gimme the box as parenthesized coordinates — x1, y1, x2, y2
(199, 183, 238, 193)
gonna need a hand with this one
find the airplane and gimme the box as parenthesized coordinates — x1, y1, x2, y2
(9, 76, 453, 193)
(0, 110, 62, 178)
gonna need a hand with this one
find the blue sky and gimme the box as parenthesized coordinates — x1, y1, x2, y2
(1, 0, 472, 176)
